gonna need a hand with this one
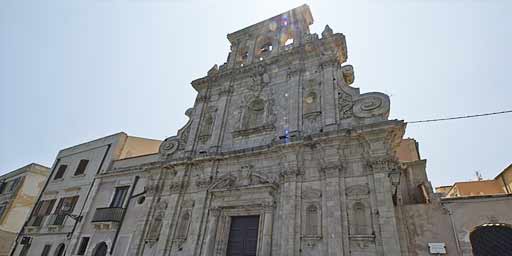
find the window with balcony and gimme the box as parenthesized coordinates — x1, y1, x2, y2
(110, 186, 129, 208)
(49, 196, 78, 226)
(53, 165, 67, 180)
(27, 199, 55, 227)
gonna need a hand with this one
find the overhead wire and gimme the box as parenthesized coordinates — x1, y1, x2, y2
(408, 110, 512, 124)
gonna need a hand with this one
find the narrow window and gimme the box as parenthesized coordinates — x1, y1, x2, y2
(110, 186, 129, 208)
(74, 159, 89, 176)
(76, 237, 90, 255)
(54, 165, 67, 180)
(41, 245, 52, 256)
(306, 204, 319, 236)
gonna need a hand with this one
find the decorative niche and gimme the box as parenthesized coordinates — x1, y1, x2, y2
(233, 96, 275, 137)
(303, 79, 321, 119)
(173, 200, 194, 248)
(198, 107, 217, 144)
(301, 187, 322, 244)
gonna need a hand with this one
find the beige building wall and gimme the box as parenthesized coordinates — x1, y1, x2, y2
(396, 138, 421, 162)
(445, 180, 506, 198)
(119, 136, 161, 159)
(0, 164, 49, 256)
(496, 164, 512, 194)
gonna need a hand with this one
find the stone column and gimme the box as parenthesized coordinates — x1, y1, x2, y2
(260, 204, 274, 256)
(370, 160, 402, 255)
(203, 208, 221, 256)
(320, 62, 337, 130)
(321, 166, 345, 256)
(279, 169, 298, 255)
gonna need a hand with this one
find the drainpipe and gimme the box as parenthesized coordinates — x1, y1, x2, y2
(110, 175, 140, 255)
(9, 159, 60, 256)
(446, 205, 462, 256)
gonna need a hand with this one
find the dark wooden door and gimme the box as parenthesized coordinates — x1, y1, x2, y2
(227, 216, 260, 256)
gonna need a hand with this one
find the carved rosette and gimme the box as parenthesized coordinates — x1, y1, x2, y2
(159, 138, 179, 157)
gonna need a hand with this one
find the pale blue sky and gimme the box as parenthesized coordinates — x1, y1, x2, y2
(1, 0, 511, 187)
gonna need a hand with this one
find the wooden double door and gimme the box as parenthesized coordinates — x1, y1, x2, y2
(226, 216, 259, 256)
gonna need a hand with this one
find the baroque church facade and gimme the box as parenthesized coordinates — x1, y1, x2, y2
(133, 5, 406, 256)
(15, 4, 498, 256)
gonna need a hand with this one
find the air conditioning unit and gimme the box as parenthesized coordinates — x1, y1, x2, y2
(20, 236, 31, 245)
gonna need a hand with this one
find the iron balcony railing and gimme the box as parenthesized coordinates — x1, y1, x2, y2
(26, 215, 45, 227)
(47, 214, 67, 226)
(92, 207, 124, 223)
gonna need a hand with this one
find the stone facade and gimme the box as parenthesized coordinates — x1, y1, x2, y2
(11, 4, 512, 256)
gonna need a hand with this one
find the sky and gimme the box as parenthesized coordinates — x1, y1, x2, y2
(1, 0, 511, 187)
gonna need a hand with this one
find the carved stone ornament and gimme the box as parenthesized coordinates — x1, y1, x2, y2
(169, 181, 188, 194)
(346, 184, 370, 197)
(195, 176, 213, 189)
(209, 168, 277, 191)
(368, 158, 398, 172)
(160, 137, 179, 156)
(321, 24, 333, 38)
(302, 187, 322, 199)
(341, 65, 354, 85)
(338, 90, 354, 120)
(352, 92, 390, 119)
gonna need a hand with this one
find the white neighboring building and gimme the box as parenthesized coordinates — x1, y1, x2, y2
(11, 133, 160, 256)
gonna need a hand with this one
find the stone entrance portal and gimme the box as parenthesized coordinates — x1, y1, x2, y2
(227, 216, 260, 256)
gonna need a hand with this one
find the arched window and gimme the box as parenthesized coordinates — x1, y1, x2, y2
(92, 242, 108, 256)
(353, 202, 367, 234)
(470, 223, 512, 256)
(176, 211, 191, 239)
(255, 36, 273, 59)
(306, 204, 319, 236)
(280, 28, 294, 49)
(54, 244, 65, 256)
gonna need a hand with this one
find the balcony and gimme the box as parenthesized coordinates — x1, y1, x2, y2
(26, 215, 45, 227)
(92, 207, 124, 223)
(47, 214, 67, 226)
